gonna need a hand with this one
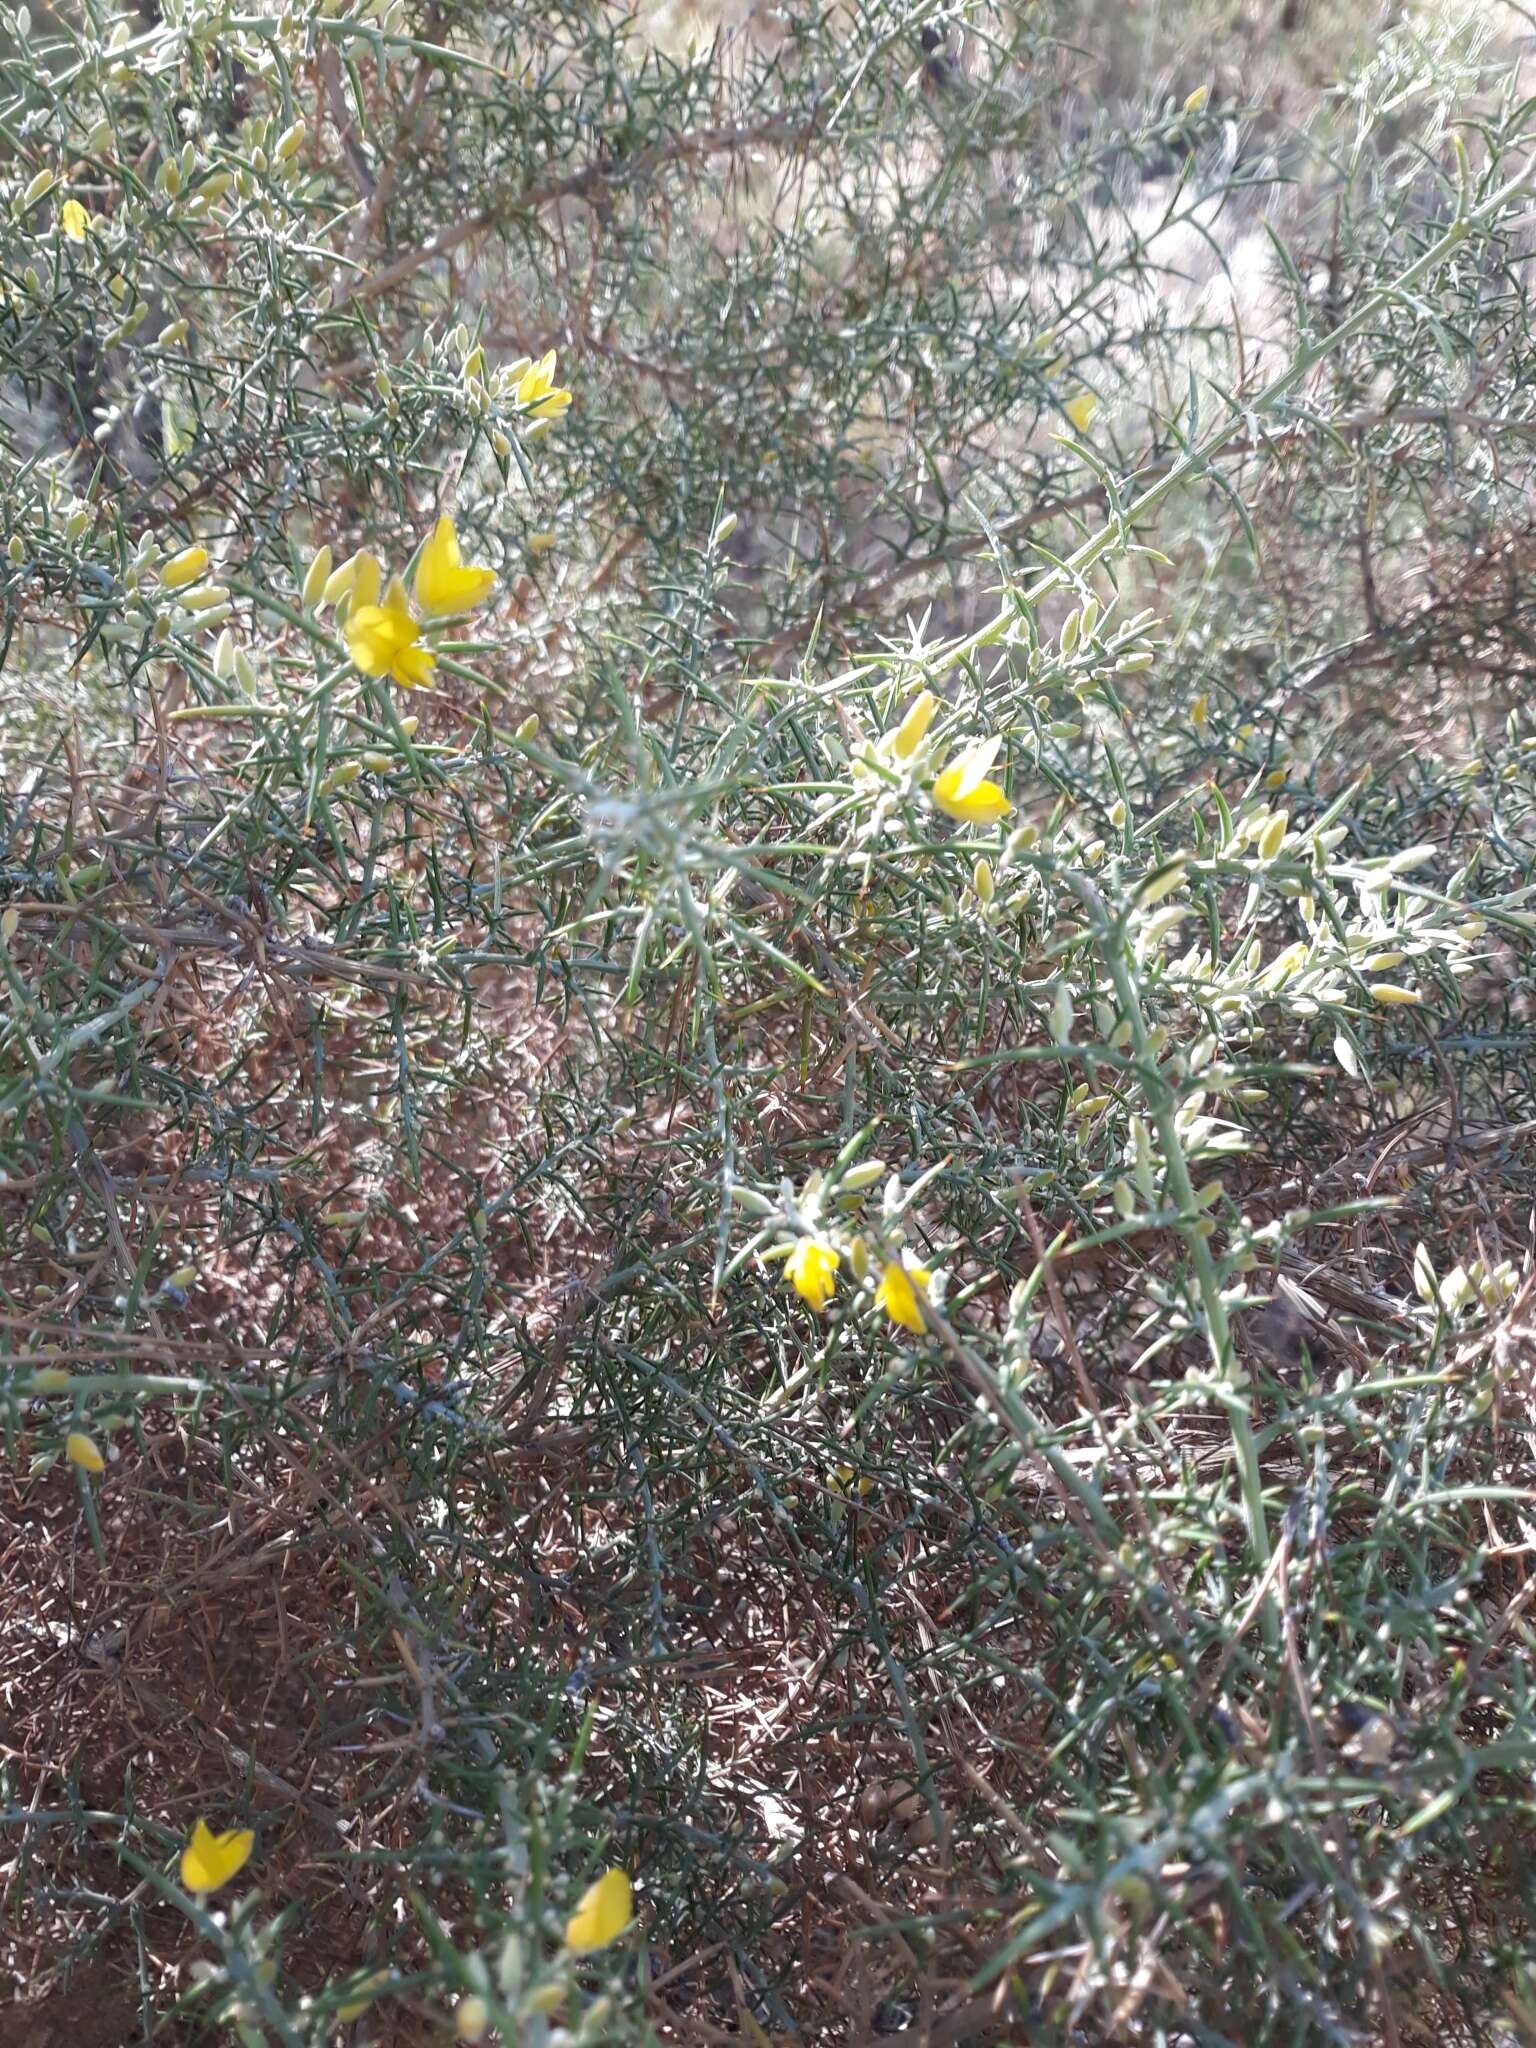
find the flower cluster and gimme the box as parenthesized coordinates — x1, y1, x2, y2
(304, 514, 498, 690)
(850, 688, 1014, 831)
(736, 1159, 944, 1337)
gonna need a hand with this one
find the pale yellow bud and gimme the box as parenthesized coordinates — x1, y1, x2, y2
(66, 1431, 105, 1474)
(454, 1995, 490, 2042)
(893, 689, 937, 760)
(301, 544, 333, 609)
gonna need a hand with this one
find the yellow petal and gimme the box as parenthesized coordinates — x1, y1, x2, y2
(390, 639, 436, 691)
(346, 603, 407, 677)
(180, 1818, 254, 1894)
(1065, 392, 1097, 433)
(413, 515, 496, 617)
(61, 199, 90, 241)
(565, 1867, 633, 1952)
(875, 1261, 931, 1334)
(785, 1239, 839, 1312)
(892, 689, 937, 760)
(65, 1431, 104, 1473)
(932, 741, 1011, 825)
(516, 349, 559, 405)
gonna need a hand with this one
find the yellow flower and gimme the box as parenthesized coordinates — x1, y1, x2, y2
(414, 514, 497, 617)
(931, 737, 1012, 826)
(346, 585, 435, 690)
(65, 1430, 104, 1473)
(61, 198, 90, 241)
(892, 688, 937, 760)
(565, 1867, 633, 1952)
(180, 1818, 255, 1894)
(784, 1238, 840, 1312)
(160, 545, 210, 591)
(876, 1259, 931, 1334)
(1064, 391, 1097, 433)
(516, 349, 573, 421)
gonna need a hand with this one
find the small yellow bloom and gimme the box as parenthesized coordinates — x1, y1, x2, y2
(565, 1867, 633, 1952)
(516, 348, 573, 422)
(180, 1818, 254, 1894)
(1183, 83, 1210, 112)
(414, 514, 497, 616)
(931, 737, 1012, 827)
(876, 1259, 931, 1334)
(892, 688, 938, 760)
(347, 589, 435, 690)
(1368, 983, 1421, 1006)
(1064, 391, 1098, 433)
(160, 545, 210, 590)
(65, 1430, 104, 1474)
(784, 1238, 840, 1312)
(61, 198, 90, 241)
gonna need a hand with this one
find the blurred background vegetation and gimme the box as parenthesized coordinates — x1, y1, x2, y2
(4, 0, 1536, 2042)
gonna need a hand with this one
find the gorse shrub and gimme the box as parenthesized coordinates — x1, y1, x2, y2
(4, 0, 1536, 2041)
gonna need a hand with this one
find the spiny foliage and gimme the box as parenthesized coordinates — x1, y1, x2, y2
(4, 0, 1536, 2042)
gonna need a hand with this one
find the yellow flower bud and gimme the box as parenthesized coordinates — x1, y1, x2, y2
(1254, 812, 1287, 862)
(455, 1995, 490, 2042)
(892, 688, 937, 760)
(66, 1431, 105, 1474)
(301, 544, 333, 609)
(160, 545, 210, 590)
